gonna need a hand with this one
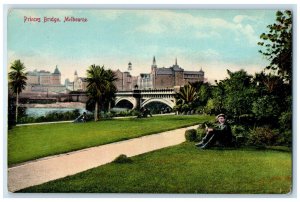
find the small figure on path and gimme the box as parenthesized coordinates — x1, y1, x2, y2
(138, 107, 152, 118)
(195, 113, 233, 149)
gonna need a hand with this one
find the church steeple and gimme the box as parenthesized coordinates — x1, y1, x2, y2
(153, 56, 156, 66)
(151, 56, 157, 72)
(175, 57, 177, 66)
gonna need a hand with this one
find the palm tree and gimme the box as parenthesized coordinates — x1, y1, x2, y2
(175, 84, 198, 112)
(103, 69, 118, 112)
(8, 60, 27, 123)
(86, 65, 118, 121)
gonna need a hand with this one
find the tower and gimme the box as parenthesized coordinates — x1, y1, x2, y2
(151, 56, 157, 89)
(74, 70, 78, 81)
(128, 62, 132, 71)
(151, 56, 157, 72)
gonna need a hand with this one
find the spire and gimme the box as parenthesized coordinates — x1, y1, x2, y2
(175, 57, 177, 66)
(74, 70, 78, 75)
(153, 56, 156, 65)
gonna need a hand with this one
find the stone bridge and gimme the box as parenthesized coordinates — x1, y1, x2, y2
(115, 89, 176, 109)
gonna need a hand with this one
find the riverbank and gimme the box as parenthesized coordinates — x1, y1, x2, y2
(22, 102, 85, 108)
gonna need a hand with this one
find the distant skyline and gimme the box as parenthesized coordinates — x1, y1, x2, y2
(8, 9, 277, 83)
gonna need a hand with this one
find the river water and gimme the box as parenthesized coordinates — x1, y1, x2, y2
(26, 108, 86, 117)
(26, 107, 129, 117)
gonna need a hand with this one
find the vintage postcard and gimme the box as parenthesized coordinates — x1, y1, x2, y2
(6, 7, 293, 195)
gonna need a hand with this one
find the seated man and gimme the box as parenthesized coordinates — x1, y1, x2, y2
(195, 113, 233, 149)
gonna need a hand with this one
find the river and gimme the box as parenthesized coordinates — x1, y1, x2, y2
(26, 108, 86, 117)
(25, 107, 129, 117)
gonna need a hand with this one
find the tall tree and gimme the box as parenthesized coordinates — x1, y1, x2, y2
(8, 60, 27, 123)
(222, 70, 257, 121)
(86, 65, 117, 121)
(258, 10, 292, 83)
(86, 65, 106, 121)
(103, 69, 118, 112)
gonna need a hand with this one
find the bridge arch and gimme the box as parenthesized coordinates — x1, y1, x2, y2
(141, 98, 175, 109)
(115, 97, 137, 109)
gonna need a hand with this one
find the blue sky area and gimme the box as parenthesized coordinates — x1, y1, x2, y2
(8, 9, 277, 83)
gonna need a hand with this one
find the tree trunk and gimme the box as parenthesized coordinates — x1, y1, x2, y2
(15, 90, 19, 123)
(94, 101, 99, 121)
(108, 101, 111, 112)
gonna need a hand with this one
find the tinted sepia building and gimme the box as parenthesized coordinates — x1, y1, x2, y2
(113, 57, 205, 91)
(67, 57, 206, 92)
(25, 66, 67, 93)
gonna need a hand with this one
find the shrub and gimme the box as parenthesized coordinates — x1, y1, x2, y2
(247, 126, 280, 147)
(185, 129, 197, 142)
(279, 111, 292, 130)
(231, 125, 249, 146)
(196, 127, 206, 141)
(112, 154, 133, 164)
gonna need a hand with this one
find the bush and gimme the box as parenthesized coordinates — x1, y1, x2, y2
(112, 154, 133, 164)
(279, 111, 292, 130)
(231, 125, 249, 146)
(18, 109, 84, 124)
(247, 126, 280, 147)
(196, 127, 206, 141)
(185, 129, 197, 142)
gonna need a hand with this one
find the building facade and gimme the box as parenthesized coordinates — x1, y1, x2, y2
(67, 57, 206, 92)
(25, 66, 67, 93)
(138, 57, 205, 90)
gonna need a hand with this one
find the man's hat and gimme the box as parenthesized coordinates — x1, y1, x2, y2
(216, 113, 226, 119)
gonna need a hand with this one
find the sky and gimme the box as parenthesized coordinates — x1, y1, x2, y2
(8, 9, 277, 84)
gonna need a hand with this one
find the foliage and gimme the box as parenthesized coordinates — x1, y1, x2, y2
(278, 111, 292, 130)
(258, 10, 292, 83)
(112, 154, 133, 164)
(18, 109, 82, 124)
(231, 125, 249, 146)
(252, 95, 280, 123)
(204, 84, 225, 115)
(86, 65, 118, 121)
(196, 127, 206, 141)
(247, 126, 280, 147)
(221, 70, 257, 121)
(184, 129, 197, 142)
(175, 84, 198, 113)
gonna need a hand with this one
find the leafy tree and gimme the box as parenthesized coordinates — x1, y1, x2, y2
(258, 10, 292, 83)
(221, 70, 257, 122)
(252, 95, 280, 124)
(8, 60, 27, 123)
(86, 65, 117, 121)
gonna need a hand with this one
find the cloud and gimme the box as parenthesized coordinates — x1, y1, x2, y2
(233, 15, 257, 24)
(135, 20, 166, 34)
(195, 31, 221, 39)
(132, 11, 259, 46)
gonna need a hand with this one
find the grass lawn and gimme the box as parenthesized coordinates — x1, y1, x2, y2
(19, 143, 292, 194)
(8, 115, 214, 166)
